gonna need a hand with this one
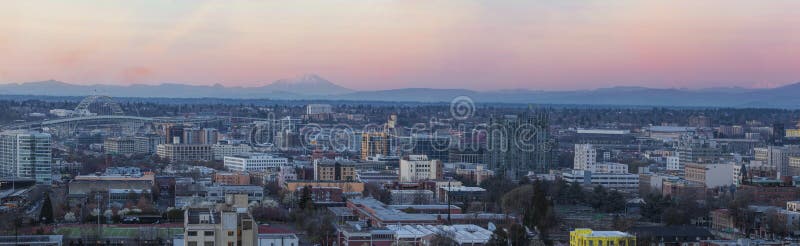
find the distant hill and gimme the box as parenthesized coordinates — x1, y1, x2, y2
(1, 76, 799, 108)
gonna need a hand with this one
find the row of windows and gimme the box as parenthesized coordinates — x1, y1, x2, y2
(187, 230, 215, 236)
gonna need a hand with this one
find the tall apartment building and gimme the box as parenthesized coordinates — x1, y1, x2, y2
(361, 132, 389, 160)
(0, 130, 52, 184)
(201, 128, 219, 145)
(666, 156, 682, 171)
(313, 159, 356, 181)
(165, 125, 185, 144)
(183, 128, 203, 145)
(156, 144, 213, 163)
(399, 155, 442, 182)
(137, 134, 165, 154)
(485, 112, 551, 178)
(574, 144, 597, 170)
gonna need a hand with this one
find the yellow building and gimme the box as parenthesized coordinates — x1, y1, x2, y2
(787, 129, 800, 138)
(570, 228, 635, 246)
(285, 180, 365, 193)
(361, 132, 389, 160)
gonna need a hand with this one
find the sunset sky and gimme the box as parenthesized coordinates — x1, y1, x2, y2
(1, 1, 799, 90)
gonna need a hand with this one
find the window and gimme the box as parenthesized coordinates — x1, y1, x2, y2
(188, 231, 198, 236)
(228, 231, 234, 236)
(204, 242, 214, 246)
(204, 231, 214, 236)
(188, 242, 198, 246)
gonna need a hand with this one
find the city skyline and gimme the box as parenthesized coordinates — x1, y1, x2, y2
(2, 1, 799, 90)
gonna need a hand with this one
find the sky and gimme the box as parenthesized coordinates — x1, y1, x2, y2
(1, 1, 799, 91)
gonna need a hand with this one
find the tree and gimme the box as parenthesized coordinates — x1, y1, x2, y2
(564, 181, 584, 204)
(429, 232, 458, 246)
(602, 190, 625, 213)
(508, 223, 529, 246)
(765, 209, 790, 237)
(363, 182, 392, 204)
(298, 185, 314, 211)
(163, 208, 184, 222)
(502, 185, 533, 214)
(481, 175, 518, 212)
(487, 228, 509, 246)
(40, 192, 54, 224)
(587, 185, 608, 210)
(730, 189, 756, 236)
(527, 180, 555, 242)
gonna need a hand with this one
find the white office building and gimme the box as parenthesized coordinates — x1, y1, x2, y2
(589, 162, 629, 174)
(399, 155, 442, 182)
(0, 130, 52, 184)
(574, 144, 597, 170)
(666, 156, 682, 171)
(562, 170, 639, 193)
(224, 154, 288, 172)
(305, 104, 333, 115)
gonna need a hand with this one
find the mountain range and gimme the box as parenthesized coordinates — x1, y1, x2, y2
(1, 74, 799, 108)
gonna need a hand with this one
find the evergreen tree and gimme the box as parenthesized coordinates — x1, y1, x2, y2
(298, 185, 314, 211)
(40, 192, 54, 224)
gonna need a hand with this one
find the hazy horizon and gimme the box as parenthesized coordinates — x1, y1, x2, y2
(2, 1, 799, 91)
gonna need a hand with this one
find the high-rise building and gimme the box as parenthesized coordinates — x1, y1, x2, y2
(361, 132, 389, 160)
(773, 123, 786, 146)
(0, 130, 52, 184)
(183, 127, 203, 145)
(201, 128, 218, 145)
(574, 144, 597, 170)
(485, 112, 552, 178)
(410, 134, 450, 162)
(164, 125, 184, 144)
(399, 155, 442, 182)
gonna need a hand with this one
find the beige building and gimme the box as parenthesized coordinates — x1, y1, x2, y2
(157, 144, 213, 163)
(399, 155, 442, 182)
(313, 159, 356, 181)
(183, 194, 257, 246)
(285, 180, 364, 193)
(684, 163, 734, 188)
(104, 137, 148, 155)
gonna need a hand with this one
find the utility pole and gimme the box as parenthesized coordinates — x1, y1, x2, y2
(95, 192, 102, 244)
(447, 178, 452, 225)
